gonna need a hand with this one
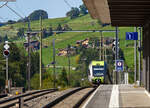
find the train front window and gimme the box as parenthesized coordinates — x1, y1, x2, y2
(92, 66, 104, 77)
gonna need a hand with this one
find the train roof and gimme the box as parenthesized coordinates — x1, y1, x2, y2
(91, 61, 105, 66)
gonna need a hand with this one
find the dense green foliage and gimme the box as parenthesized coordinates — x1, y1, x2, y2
(28, 9, 48, 21)
(66, 7, 80, 19)
(17, 28, 25, 38)
(0, 43, 27, 89)
(79, 4, 88, 15)
(0, 42, 41, 90)
(66, 4, 88, 19)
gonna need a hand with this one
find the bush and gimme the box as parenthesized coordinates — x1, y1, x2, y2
(58, 68, 68, 87)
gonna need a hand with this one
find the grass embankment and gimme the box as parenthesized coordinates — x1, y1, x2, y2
(0, 14, 136, 83)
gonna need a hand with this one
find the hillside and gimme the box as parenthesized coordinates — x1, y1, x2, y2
(0, 14, 135, 75)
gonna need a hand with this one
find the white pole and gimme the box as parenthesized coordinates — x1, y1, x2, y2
(138, 27, 142, 85)
(134, 27, 137, 83)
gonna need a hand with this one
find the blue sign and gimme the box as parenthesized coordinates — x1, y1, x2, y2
(126, 32, 138, 40)
(116, 60, 124, 71)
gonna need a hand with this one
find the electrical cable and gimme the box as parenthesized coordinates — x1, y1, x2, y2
(64, 0, 72, 8)
(0, 16, 6, 22)
(5, 4, 24, 19)
(5, 4, 27, 30)
(0, 1, 8, 8)
(14, 3, 26, 17)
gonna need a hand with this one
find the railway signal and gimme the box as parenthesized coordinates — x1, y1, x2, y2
(112, 40, 119, 54)
(3, 50, 10, 57)
(3, 41, 10, 93)
(3, 41, 10, 57)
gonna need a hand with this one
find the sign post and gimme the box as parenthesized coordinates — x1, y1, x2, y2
(126, 31, 138, 83)
(126, 32, 138, 40)
(116, 60, 124, 72)
(124, 72, 128, 84)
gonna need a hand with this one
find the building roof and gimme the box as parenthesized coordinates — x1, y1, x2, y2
(83, 0, 150, 26)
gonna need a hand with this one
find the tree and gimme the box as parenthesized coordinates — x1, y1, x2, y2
(89, 37, 100, 48)
(7, 20, 16, 24)
(56, 24, 62, 31)
(1, 43, 27, 87)
(63, 24, 72, 31)
(56, 24, 63, 34)
(17, 28, 25, 38)
(43, 28, 48, 38)
(66, 7, 80, 19)
(75, 55, 80, 64)
(79, 4, 88, 15)
(59, 68, 68, 87)
(31, 52, 40, 78)
(80, 48, 99, 65)
(48, 26, 53, 36)
(28, 10, 48, 21)
(97, 20, 102, 25)
(4, 34, 8, 41)
(0, 36, 3, 43)
(17, 17, 28, 23)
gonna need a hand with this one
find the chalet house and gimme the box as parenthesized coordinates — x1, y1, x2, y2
(76, 38, 89, 48)
(58, 47, 76, 56)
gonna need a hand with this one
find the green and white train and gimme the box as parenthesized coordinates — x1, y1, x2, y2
(88, 61, 107, 84)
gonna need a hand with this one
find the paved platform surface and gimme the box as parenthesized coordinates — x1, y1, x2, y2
(82, 84, 150, 108)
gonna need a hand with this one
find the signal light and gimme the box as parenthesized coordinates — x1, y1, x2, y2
(3, 50, 10, 57)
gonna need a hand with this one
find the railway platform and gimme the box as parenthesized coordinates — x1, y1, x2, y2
(82, 84, 150, 108)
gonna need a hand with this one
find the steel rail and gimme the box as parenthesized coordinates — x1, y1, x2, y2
(0, 88, 58, 107)
(73, 87, 97, 108)
(42, 87, 86, 108)
(42, 86, 98, 108)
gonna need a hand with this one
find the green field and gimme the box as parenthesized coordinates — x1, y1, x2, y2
(0, 14, 136, 72)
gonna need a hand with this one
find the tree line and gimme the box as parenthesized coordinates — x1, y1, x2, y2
(0, 43, 40, 91)
(66, 4, 88, 19)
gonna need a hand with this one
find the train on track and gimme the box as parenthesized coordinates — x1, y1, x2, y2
(88, 61, 107, 84)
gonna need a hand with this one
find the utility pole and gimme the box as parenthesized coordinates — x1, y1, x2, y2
(67, 44, 71, 86)
(102, 34, 104, 61)
(53, 39, 56, 88)
(105, 48, 107, 62)
(115, 27, 119, 84)
(134, 27, 137, 83)
(99, 32, 102, 60)
(138, 27, 142, 85)
(39, 16, 43, 89)
(27, 18, 31, 91)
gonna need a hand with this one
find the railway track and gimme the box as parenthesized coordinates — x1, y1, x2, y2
(0, 94, 7, 99)
(42, 86, 98, 108)
(0, 88, 58, 108)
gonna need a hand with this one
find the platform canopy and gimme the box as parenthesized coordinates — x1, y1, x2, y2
(83, 0, 150, 26)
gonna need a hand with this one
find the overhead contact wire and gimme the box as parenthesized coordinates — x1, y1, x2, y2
(5, 4, 24, 19)
(0, 1, 8, 8)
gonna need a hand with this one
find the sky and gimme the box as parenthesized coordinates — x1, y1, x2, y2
(0, 0, 83, 22)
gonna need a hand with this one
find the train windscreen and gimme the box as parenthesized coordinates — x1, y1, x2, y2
(92, 66, 105, 77)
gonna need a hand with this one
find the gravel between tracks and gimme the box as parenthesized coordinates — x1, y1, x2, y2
(22, 88, 81, 108)
(52, 88, 93, 108)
